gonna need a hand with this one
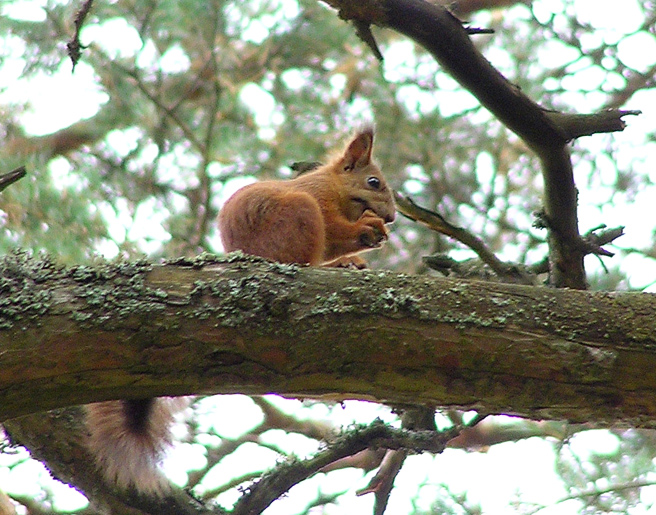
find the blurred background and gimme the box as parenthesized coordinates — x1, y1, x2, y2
(1, 0, 656, 513)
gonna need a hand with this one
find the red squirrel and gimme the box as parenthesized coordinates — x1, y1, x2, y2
(85, 127, 395, 494)
(219, 126, 395, 264)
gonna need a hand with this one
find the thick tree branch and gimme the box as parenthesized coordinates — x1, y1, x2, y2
(1, 252, 656, 426)
(3, 251, 656, 513)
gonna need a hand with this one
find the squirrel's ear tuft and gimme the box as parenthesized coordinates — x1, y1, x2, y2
(342, 127, 374, 171)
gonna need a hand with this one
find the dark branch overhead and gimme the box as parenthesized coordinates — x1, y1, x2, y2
(322, 0, 639, 290)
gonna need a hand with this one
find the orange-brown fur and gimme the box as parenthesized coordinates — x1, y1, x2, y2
(218, 127, 395, 265)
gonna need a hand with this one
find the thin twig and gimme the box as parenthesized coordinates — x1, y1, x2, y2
(66, 0, 94, 71)
(110, 61, 206, 154)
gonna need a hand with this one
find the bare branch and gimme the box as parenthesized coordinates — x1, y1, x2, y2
(322, 0, 640, 290)
(547, 110, 642, 141)
(0, 167, 26, 193)
(395, 192, 535, 284)
(232, 419, 454, 515)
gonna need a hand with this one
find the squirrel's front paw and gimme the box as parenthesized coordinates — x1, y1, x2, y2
(358, 214, 388, 248)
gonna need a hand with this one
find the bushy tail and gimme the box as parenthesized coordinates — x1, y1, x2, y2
(85, 397, 188, 494)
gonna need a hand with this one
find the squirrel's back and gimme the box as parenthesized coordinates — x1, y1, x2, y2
(219, 183, 327, 264)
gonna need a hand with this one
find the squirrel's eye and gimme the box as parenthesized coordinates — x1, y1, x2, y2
(367, 176, 381, 189)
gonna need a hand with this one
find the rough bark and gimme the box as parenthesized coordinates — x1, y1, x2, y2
(1, 251, 656, 427)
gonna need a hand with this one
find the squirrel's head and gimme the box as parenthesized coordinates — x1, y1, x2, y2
(337, 127, 396, 224)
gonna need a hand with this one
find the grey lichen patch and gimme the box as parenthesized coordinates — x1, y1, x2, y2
(180, 251, 304, 281)
(67, 258, 152, 283)
(0, 248, 65, 280)
(221, 250, 274, 267)
(223, 251, 303, 278)
(308, 285, 423, 319)
(61, 257, 175, 329)
(580, 346, 617, 382)
(189, 269, 301, 331)
(302, 268, 427, 319)
(0, 249, 63, 329)
(166, 252, 226, 268)
(452, 313, 505, 329)
(267, 261, 302, 278)
(544, 339, 618, 384)
(0, 250, 166, 329)
(370, 287, 421, 315)
(310, 291, 352, 315)
(69, 269, 156, 323)
(489, 295, 512, 307)
(222, 250, 260, 264)
(70, 310, 94, 323)
(491, 315, 509, 324)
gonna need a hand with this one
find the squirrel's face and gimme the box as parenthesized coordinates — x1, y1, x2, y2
(344, 163, 396, 224)
(339, 128, 396, 224)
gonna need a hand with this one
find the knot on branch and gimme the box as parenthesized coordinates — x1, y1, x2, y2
(534, 211, 624, 261)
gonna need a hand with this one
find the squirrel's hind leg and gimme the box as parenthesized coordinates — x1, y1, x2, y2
(220, 188, 325, 265)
